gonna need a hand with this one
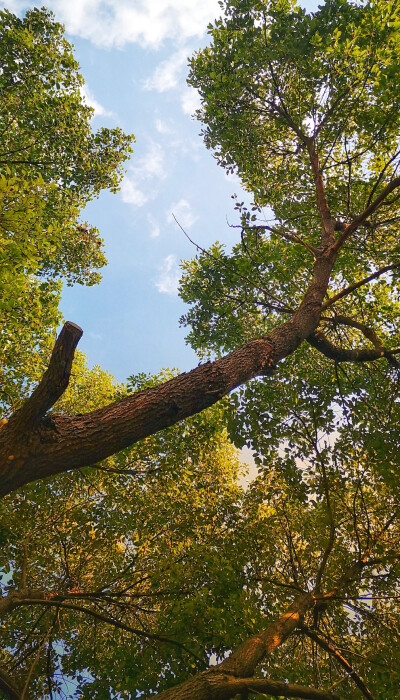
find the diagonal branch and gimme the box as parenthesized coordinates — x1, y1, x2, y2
(0, 667, 22, 700)
(254, 223, 319, 257)
(5, 596, 199, 660)
(154, 592, 315, 700)
(0, 245, 338, 496)
(217, 592, 313, 678)
(152, 552, 382, 699)
(333, 176, 400, 251)
(322, 263, 400, 310)
(307, 329, 400, 365)
(302, 628, 376, 700)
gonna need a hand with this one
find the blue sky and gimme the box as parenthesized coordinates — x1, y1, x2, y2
(7, 0, 320, 383)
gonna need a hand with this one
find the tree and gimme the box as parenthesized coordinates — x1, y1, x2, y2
(2, 0, 400, 502)
(0, 7, 133, 412)
(2, 0, 400, 697)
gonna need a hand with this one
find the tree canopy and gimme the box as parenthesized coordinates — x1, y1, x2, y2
(1, 0, 400, 698)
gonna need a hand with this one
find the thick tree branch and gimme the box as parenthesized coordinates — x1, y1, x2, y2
(154, 592, 315, 700)
(157, 674, 342, 700)
(217, 592, 314, 678)
(0, 250, 337, 496)
(7, 322, 83, 434)
(307, 329, 400, 364)
(154, 552, 370, 700)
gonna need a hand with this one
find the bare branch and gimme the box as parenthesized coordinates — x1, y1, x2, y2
(302, 628, 376, 700)
(254, 224, 319, 257)
(334, 177, 400, 251)
(7, 597, 201, 661)
(0, 666, 22, 700)
(322, 263, 400, 310)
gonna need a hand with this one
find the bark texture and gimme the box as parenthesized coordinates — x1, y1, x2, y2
(155, 674, 341, 700)
(0, 251, 337, 497)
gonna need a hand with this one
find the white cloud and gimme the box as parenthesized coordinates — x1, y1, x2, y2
(144, 48, 189, 92)
(167, 199, 197, 230)
(120, 141, 166, 208)
(142, 142, 166, 180)
(155, 118, 173, 135)
(147, 214, 161, 239)
(40, 0, 222, 49)
(120, 180, 148, 207)
(155, 254, 180, 295)
(181, 87, 201, 115)
(80, 84, 112, 118)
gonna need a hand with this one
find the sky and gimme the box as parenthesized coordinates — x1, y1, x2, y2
(6, 0, 320, 383)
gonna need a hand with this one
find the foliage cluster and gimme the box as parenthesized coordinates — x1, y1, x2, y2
(0, 8, 133, 411)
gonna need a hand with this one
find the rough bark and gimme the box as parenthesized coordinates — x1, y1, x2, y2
(217, 593, 314, 677)
(155, 674, 341, 700)
(8, 322, 83, 435)
(0, 251, 337, 497)
(0, 135, 397, 498)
